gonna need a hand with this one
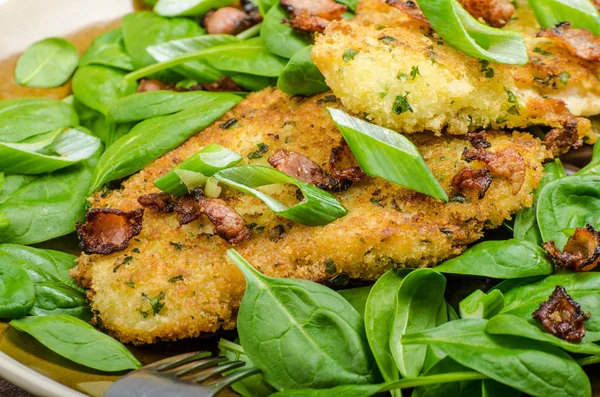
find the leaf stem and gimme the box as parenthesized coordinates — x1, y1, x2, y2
(236, 23, 262, 40)
(578, 355, 600, 367)
(380, 372, 489, 391)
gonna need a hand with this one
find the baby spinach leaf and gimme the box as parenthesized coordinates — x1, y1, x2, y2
(228, 249, 379, 390)
(79, 28, 134, 71)
(365, 269, 409, 390)
(89, 94, 240, 193)
(486, 314, 600, 355)
(577, 140, 600, 176)
(257, 0, 278, 15)
(513, 160, 565, 245)
(496, 272, 600, 342)
(434, 239, 553, 278)
(459, 290, 504, 320)
(106, 91, 235, 124)
(72, 65, 138, 115)
(278, 46, 329, 96)
(481, 380, 522, 397)
(261, 6, 312, 59)
(230, 73, 276, 91)
(402, 319, 591, 397)
(0, 175, 38, 205)
(0, 98, 79, 143)
(10, 315, 141, 372)
(0, 127, 101, 174)
(154, 0, 236, 16)
(0, 259, 35, 319)
(122, 11, 204, 74)
(29, 282, 91, 321)
(412, 357, 482, 397)
(537, 175, 600, 249)
(338, 286, 372, 317)
(422, 302, 451, 374)
(0, 152, 99, 245)
(389, 269, 446, 378)
(14, 38, 79, 88)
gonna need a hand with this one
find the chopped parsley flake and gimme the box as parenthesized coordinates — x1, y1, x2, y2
(480, 60, 495, 78)
(113, 256, 133, 273)
(558, 72, 571, 85)
(379, 35, 396, 45)
(507, 105, 520, 116)
(410, 66, 421, 80)
(170, 241, 182, 250)
(505, 88, 518, 104)
(325, 259, 337, 274)
(169, 275, 184, 283)
(379, 91, 388, 98)
(392, 92, 414, 115)
(533, 47, 553, 56)
(343, 49, 359, 62)
(143, 291, 166, 315)
(248, 143, 269, 159)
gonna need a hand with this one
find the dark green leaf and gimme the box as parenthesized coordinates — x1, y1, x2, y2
(261, 6, 312, 59)
(154, 0, 236, 16)
(413, 357, 482, 397)
(278, 46, 329, 96)
(72, 65, 138, 115)
(15, 38, 79, 88)
(79, 28, 134, 71)
(577, 140, 600, 176)
(337, 286, 372, 317)
(0, 259, 35, 319)
(458, 289, 504, 320)
(230, 73, 276, 91)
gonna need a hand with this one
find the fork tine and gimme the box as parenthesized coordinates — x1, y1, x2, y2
(212, 367, 262, 393)
(193, 360, 246, 383)
(153, 351, 212, 372)
(176, 356, 228, 377)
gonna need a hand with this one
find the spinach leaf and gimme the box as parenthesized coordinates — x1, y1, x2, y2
(433, 239, 553, 278)
(365, 269, 408, 389)
(218, 339, 276, 397)
(257, 0, 278, 15)
(0, 98, 78, 143)
(335, 0, 359, 12)
(513, 160, 565, 244)
(537, 175, 600, 249)
(495, 273, 600, 342)
(154, 0, 236, 16)
(402, 319, 591, 397)
(389, 269, 446, 378)
(121, 11, 204, 73)
(278, 45, 329, 96)
(228, 249, 379, 390)
(14, 38, 79, 88)
(422, 301, 451, 374)
(0, 175, 38, 204)
(413, 357, 482, 397)
(230, 73, 276, 91)
(261, 6, 312, 59)
(577, 140, 600, 176)
(481, 380, 522, 397)
(0, 259, 35, 319)
(147, 35, 237, 83)
(10, 315, 141, 372)
(0, 152, 98, 245)
(89, 94, 240, 193)
(338, 285, 372, 317)
(106, 91, 235, 124)
(0, 127, 101, 174)
(79, 28, 134, 71)
(459, 290, 504, 320)
(72, 65, 138, 115)
(486, 314, 600, 355)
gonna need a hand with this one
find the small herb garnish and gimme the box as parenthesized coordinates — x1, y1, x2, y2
(507, 105, 520, 116)
(113, 256, 133, 273)
(533, 47, 553, 56)
(496, 116, 509, 124)
(343, 49, 359, 62)
(325, 259, 337, 274)
(450, 194, 466, 203)
(480, 60, 495, 78)
(410, 66, 421, 80)
(143, 291, 166, 315)
(505, 88, 518, 104)
(558, 72, 571, 85)
(379, 36, 397, 45)
(170, 241, 182, 250)
(392, 92, 414, 115)
(316, 95, 337, 104)
(219, 118, 238, 129)
(248, 143, 269, 159)
(379, 92, 388, 98)
(397, 72, 409, 81)
(168, 275, 184, 283)
(126, 281, 135, 288)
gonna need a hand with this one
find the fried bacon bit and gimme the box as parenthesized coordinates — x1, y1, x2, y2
(241, 0, 263, 23)
(137, 193, 176, 213)
(385, 0, 428, 23)
(462, 147, 525, 195)
(203, 7, 254, 35)
(137, 79, 174, 93)
(197, 77, 243, 93)
(532, 286, 590, 343)
(200, 198, 251, 244)
(175, 195, 204, 226)
(545, 118, 582, 157)
(466, 131, 491, 149)
(458, 0, 514, 28)
(77, 209, 144, 255)
(538, 22, 600, 62)
(281, 0, 347, 33)
(542, 225, 600, 272)
(451, 167, 492, 200)
(329, 140, 367, 182)
(268, 148, 352, 192)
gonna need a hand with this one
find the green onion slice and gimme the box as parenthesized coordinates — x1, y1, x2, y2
(417, 0, 528, 65)
(328, 108, 448, 202)
(154, 144, 242, 195)
(214, 165, 347, 226)
(528, 0, 600, 35)
(174, 170, 208, 191)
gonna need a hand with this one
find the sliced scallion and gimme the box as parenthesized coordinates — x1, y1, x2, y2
(213, 165, 347, 226)
(174, 170, 208, 191)
(328, 108, 448, 202)
(417, 0, 528, 65)
(205, 177, 222, 198)
(528, 0, 600, 35)
(154, 144, 242, 195)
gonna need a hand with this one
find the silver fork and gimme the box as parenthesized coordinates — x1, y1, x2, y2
(104, 351, 260, 397)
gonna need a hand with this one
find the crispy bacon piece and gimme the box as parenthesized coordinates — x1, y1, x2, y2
(458, 0, 514, 28)
(200, 198, 251, 244)
(538, 22, 600, 62)
(462, 147, 525, 195)
(137, 79, 174, 93)
(241, 0, 263, 23)
(203, 7, 254, 35)
(137, 193, 175, 213)
(385, 0, 428, 23)
(451, 167, 493, 200)
(77, 209, 144, 255)
(329, 141, 367, 182)
(466, 131, 491, 149)
(198, 77, 243, 93)
(533, 286, 590, 343)
(175, 195, 204, 226)
(542, 225, 600, 272)
(545, 118, 582, 157)
(281, 0, 347, 33)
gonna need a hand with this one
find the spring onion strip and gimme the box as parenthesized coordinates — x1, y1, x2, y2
(174, 170, 208, 191)
(214, 165, 347, 226)
(528, 0, 600, 36)
(328, 108, 448, 202)
(154, 144, 242, 195)
(417, 0, 528, 65)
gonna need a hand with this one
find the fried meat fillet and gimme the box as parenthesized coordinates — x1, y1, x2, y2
(72, 89, 548, 344)
(312, 0, 599, 137)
